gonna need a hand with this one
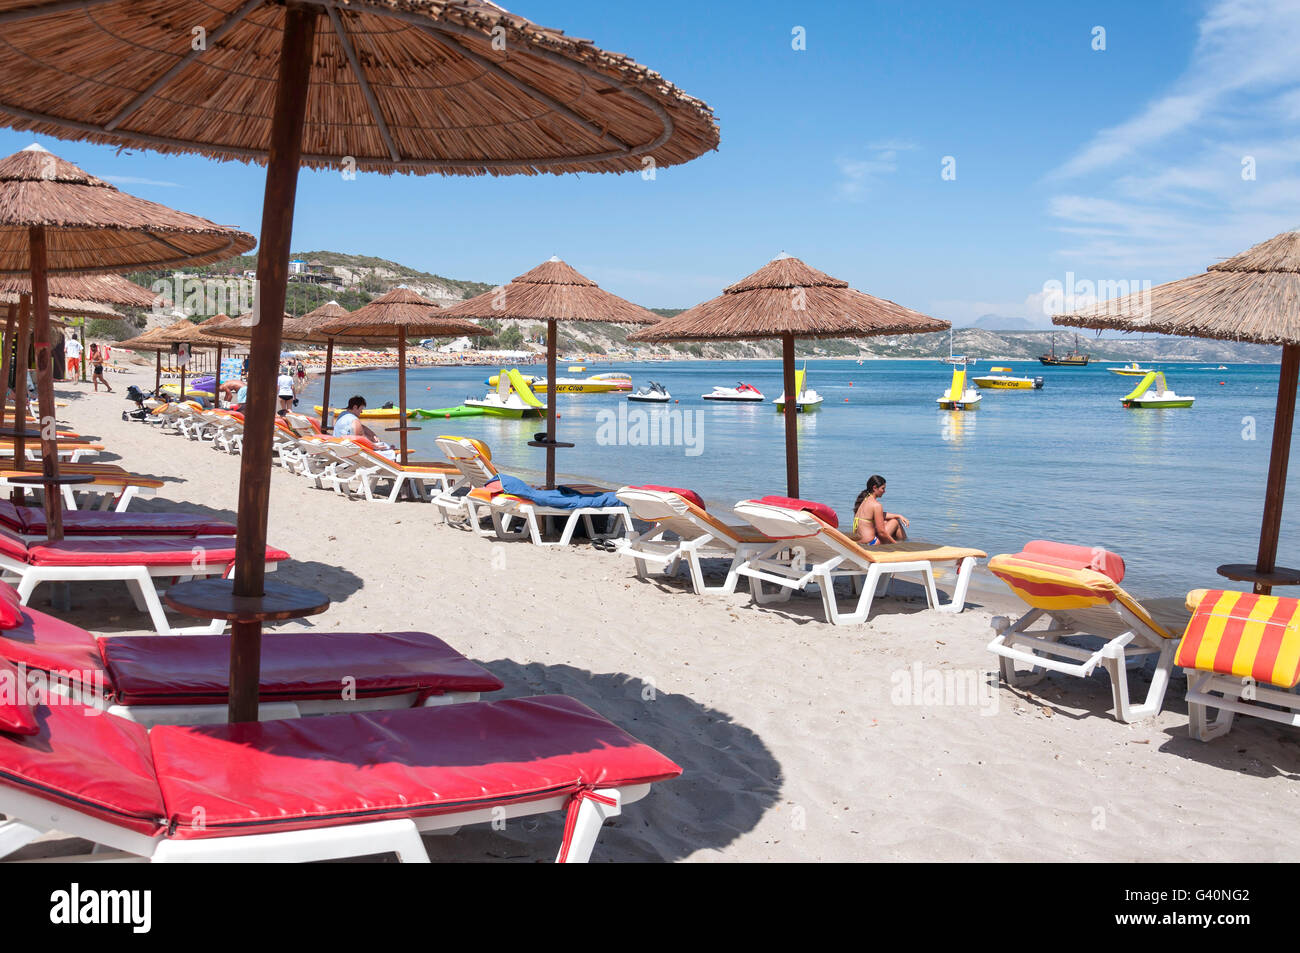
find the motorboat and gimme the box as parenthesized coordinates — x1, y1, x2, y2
(773, 364, 824, 411)
(628, 381, 672, 403)
(703, 382, 765, 402)
(1121, 371, 1194, 408)
(972, 366, 1043, 390)
(1107, 362, 1153, 376)
(936, 364, 981, 410)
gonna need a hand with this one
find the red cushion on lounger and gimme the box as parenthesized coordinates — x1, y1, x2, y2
(100, 632, 505, 706)
(151, 695, 681, 839)
(0, 526, 28, 562)
(757, 495, 839, 528)
(0, 581, 20, 629)
(0, 600, 104, 674)
(26, 538, 289, 567)
(0, 501, 22, 533)
(0, 657, 38, 735)
(0, 701, 165, 834)
(1021, 540, 1125, 584)
(16, 507, 237, 538)
(631, 485, 706, 509)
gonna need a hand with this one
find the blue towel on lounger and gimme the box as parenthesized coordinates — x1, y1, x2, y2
(498, 473, 622, 510)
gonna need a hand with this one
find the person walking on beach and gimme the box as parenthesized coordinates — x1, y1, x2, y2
(276, 365, 296, 414)
(65, 332, 81, 380)
(852, 475, 907, 545)
(89, 343, 113, 392)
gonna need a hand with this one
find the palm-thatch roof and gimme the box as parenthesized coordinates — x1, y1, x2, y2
(316, 287, 488, 339)
(209, 300, 390, 345)
(439, 257, 659, 324)
(1053, 229, 1300, 346)
(153, 313, 234, 346)
(0, 0, 719, 177)
(0, 272, 158, 308)
(630, 255, 951, 342)
(0, 145, 255, 275)
(0, 290, 120, 318)
(118, 325, 175, 352)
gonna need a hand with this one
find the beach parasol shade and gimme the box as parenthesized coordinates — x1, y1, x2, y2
(631, 254, 950, 496)
(0, 0, 718, 724)
(154, 313, 234, 400)
(318, 287, 487, 459)
(441, 257, 660, 487)
(0, 145, 254, 542)
(0, 272, 158, 308)
(1053, 228, 1300, 594)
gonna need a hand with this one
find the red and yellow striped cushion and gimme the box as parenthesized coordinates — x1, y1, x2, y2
(1175, 589, 1300, 688)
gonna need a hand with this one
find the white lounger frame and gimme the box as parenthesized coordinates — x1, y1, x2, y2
(1183, 669, 1300, 741)
(0, 543, 279, 635)
(0, 781, 647, 863)
(987, 604, 1176, 723)
(491, 498, 632, 547)
(0, 480, 154, 513)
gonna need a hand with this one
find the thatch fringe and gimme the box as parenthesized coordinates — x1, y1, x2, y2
(0, 0, 718, 177)
(0, 272, 158, 308)
(439, 257, 659, 324)
(631, 255, 949, 342)
(317, 286, 488, 338)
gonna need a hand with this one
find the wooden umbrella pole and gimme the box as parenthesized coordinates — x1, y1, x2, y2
(546, 318, 557, 488)
(179, 347, 185, 404)
(397, 332, 408, 462)
(214, 343, 223, 407)
(0, 302, 14, 430)
(1254, 343, 1300, 593)
(782, 332, 798, 498)
(228, 2, 318, 724)
(11, 295, 30, 502)
(153, 351, 161, 396)
(319, 337, 334, 431)
(28, 226, 62, 541)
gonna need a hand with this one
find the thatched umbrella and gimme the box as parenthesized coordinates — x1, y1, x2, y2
(0, 145, 252, 538)
(211, 300, 384, 429)
(316, 288, 487, 459)
(153, 314, 234, 404)
(631, 254, 950, 496)
(118, 324, 178, 396)
(1053, 228, 1300, 594)
(0, 273, 155, 382)
(0, 0, 718, 723)
(440, 257, 660, 487)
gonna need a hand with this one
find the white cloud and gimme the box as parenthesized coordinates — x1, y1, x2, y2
(102, 175, 182, 188)
(835, 140, 917, 201)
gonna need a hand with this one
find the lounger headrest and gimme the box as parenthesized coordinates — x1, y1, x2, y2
(630, 485, 705, 510)
(436, 436, 491, 461)
(757, 495, 839, 528)
(1176, 589, 1300, 688)
(0, 657, 38, 735)
(1021, 540, 1125, 584)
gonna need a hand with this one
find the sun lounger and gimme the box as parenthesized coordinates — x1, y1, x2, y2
(0, 589, 502, 726)
(0, 465, 164, 512)
(986, 541, 1177, 722)
(0, 525, 289, 635)
(1177, 588, 1300, 740)
(0, 684, 680, 863)
(0, 501, 235, 540)
(432, 436, 507, 532)
(328, 441, 457, 502)
(490, 474, 631, 547)
(732, 497, 984, 622)
(615, 485, 778, 594)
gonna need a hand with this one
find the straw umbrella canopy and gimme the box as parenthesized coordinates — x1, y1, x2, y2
(631, 255, 950, 497)
(0, 144, 253, 540)
(317, 287, 487, 459)
(0, 0, 718, 723)
(153, 313, 234, 402)
(1053, 228, 1300, 594)
(440, 257, 661, 486)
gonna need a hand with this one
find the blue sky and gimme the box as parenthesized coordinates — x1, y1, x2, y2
(0, 0, 1295, 323)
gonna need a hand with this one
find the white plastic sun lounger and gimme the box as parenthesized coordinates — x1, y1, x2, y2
(614, 485, 779, 594)
(732, 499, 984, 623)
(0, 691, 680, 863)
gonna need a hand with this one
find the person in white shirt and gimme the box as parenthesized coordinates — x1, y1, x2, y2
(65, 334, 83, 379)
(276, 369, 295, 413)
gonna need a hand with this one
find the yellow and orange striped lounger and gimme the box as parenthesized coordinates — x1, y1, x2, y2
(987, 541, 1176, 723)
(1178, 589, 1300, 741)
(731, 497, 985, 623)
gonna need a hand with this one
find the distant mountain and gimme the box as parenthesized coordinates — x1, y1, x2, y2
(967, 313, 1046, 331)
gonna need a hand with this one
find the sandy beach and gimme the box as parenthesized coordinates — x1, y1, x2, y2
(12, 362, 1300, 863)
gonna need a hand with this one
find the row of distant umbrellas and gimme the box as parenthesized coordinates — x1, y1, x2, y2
(0, 0, 1291, 729)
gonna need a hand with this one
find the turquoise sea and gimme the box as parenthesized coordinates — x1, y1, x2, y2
(298, 358, 1299, 600)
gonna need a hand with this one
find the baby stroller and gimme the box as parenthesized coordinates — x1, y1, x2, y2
(122, 384, 156, 422)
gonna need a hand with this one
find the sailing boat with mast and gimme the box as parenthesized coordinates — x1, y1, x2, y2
(1039, 332, 1090, 366)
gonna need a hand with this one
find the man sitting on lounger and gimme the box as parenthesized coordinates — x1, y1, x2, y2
(852, 474, 908, 545)
(333, 395, 396, 458)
